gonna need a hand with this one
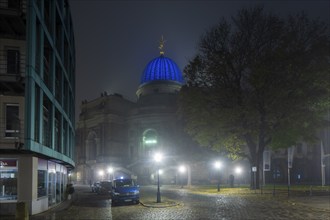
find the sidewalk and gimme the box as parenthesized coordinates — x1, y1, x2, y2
(289, 195, 330, 211)
(165, 185, 330, 211)
(0, 194, 76, 220)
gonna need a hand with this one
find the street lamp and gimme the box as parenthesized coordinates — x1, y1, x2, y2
(98, 170, 104, 181)
(153, 152, 163, 203)
(178, 165, 186, 188)
(214, 161, 222, 192)
(107, 167, 114, 181)
(235, 166, 242, 186)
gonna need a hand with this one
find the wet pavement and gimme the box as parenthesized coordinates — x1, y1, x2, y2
(1, 184, 329, 219)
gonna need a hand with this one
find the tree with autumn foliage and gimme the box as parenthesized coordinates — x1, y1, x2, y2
(178, 6, 330, 188)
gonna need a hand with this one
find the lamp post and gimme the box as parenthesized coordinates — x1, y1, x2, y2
(178, 165, 186, 188)
(107, 167, 114, 181)
(98, 170, 104, 181)
(235, 166, 242, 187)
(214, 161, 222, 192)
(154, 152, 163, 203)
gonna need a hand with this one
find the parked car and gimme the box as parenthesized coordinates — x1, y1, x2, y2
(111, 179, 139, 205)
(91, 182, 100, 193)
(98, 181, 112, 195)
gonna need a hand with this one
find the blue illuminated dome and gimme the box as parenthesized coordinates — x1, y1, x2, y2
(140, 55, 184, 84)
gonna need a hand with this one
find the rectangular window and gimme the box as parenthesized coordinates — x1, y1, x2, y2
(63, 120, 67, 156)
(8, 0, 20, 9)
(42, 95, 52, 147)
(34, 85, 40, 142)
(35, 20, 41, 75)
(38, 159, 47, 198)
(63, 80, 68, 113)
(44, 0, 52, 34)
(56, 11, 63, 55)
(5, 104, 20, 138)
(43, 36, 52, 91)
(55, 60, 62, 104)
(64, 40, 69, 70)
(48, 161, 56, 206)
(55, 109, 61, 152)
(56, 172, 61, 203)
(0, 159, 18, 201)
(7, 50, 20, 74)
(37, 170, 47, 198)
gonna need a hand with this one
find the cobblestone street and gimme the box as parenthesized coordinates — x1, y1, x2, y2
(111, 186, 330, 220)
(0, 185, 317, 219)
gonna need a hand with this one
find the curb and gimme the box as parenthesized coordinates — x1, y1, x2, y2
(140, 200, 180, 208)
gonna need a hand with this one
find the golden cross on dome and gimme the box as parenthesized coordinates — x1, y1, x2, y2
(159, 35, 166, 55)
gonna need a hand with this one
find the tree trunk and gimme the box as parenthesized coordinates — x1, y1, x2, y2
(249, 151, 263, 189)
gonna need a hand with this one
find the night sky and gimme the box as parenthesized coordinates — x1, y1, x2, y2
(69, 0, 329, 119)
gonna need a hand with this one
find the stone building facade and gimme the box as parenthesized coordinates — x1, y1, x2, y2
(75, 50, 329, 187)
(75, 52, 211, 185)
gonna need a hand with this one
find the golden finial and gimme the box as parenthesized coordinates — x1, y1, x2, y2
(159, 35, 166, 55)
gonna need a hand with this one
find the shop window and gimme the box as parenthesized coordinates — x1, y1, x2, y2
(48, 161, 56, 206)
(38, 159, 47, 198)
(56, 172, 61, 203)
(37, 170, 47, 197)
(48, 172, 56, 206)
(0, 159, 18, 201)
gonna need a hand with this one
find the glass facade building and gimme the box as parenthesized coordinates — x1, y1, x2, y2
(0, 0, 75, 215)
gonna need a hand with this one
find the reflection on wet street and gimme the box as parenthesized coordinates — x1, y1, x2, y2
(25, 185, 330, 220)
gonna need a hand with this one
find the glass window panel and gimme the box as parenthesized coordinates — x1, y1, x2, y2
(34, 85, 40, 142)
(42, 95, 52, 147)
(5, 104, 20, 138)
(0, 159, 18, 201)
(7, 50, 20, 74)
(37, 170, 47, 198)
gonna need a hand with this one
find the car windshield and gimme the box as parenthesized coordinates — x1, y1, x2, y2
(115, 179, 134, 187)
(100, 182, 112, 187)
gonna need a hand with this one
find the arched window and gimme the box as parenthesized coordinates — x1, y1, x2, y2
(142, 129, 158, 157)
(143, 129, 158, 145)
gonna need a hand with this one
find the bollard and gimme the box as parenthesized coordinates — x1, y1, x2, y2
(15, 202, 29, 220)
